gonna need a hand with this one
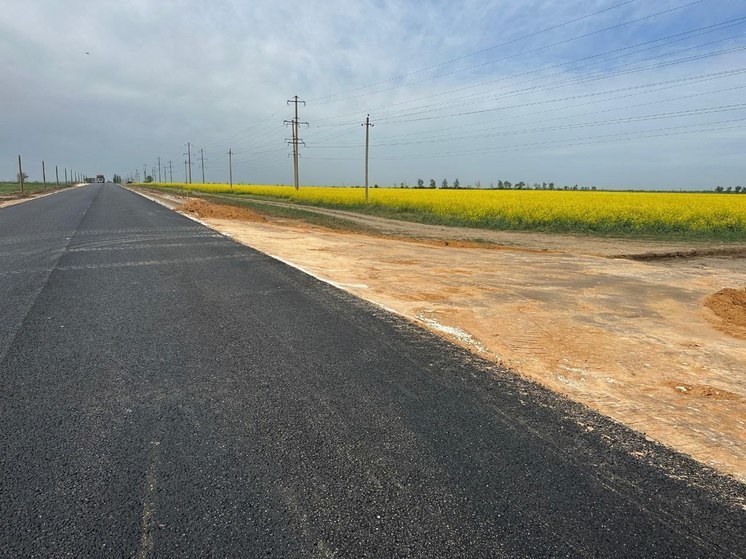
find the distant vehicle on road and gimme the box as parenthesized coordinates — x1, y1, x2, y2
(96, 175, 105, 183)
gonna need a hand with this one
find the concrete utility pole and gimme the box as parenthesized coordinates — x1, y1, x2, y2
(144, 164, 147, 182)
(362, 114, 374, 203)
(199, 149, 206, 183)
(42, 161, 46, 189)
(284, 96, 307, 190)
(55, 165, 59, 187)
(157, 157, 162, 183)
(17, 155, 24, 193)
(185, 142, 193, 184)
(184, 160, 188, 183)
(169, 160, 173, 183)
(65, 168, 68, 185)
(228, 148, 233, 188)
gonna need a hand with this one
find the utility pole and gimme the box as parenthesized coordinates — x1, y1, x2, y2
(184, 160, 188, 183)
(228, 148, 233, 188)
(42, 161, 46, 189)
(284, 96, 307, 190)
(157, 156, 162, 183)
(64, 168, 68, 185)
(55, 165, 59, 187)
(169, 160, 173, 183)
(362, 114, 374, 202)
(143, 164, 147, 182)
(185, 142, 193, 184)
(17, 155, 24, 193)
(199, 148, 206, 183)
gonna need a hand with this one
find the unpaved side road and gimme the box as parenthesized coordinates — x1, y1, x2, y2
(140, 190, 746, 483)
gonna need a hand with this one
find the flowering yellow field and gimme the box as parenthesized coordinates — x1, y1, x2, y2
(152, 183, 746, 238)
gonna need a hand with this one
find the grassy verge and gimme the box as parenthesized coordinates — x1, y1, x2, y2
(0, 181, 72, 197)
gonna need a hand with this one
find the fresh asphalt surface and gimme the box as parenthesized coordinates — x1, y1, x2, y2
(0, 184, 744, 558)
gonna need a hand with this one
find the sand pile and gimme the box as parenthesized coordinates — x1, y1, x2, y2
(704, 287, 746, 339)
(179, 199, 267, 222)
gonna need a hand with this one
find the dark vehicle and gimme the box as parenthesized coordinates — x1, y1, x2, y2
(96, 174, 105, 183)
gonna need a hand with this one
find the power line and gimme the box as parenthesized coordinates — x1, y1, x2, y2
(376, 22, 746, 122)
(376, 83, 746, 143)
(376, 67, 746, 125)
(355, 42, 746, 126)
(195, 105, 288, 150)
(312, 0, 708, 106)
(310, 0, 644, 103)
(306, 67, 746, 153)
(309, 15, 746, 128)
(304, 119, 745, 161)
(372, 117, 746, 160)
(362, 104, 746, 148)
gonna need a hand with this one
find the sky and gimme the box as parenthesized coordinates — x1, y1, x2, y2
(1, 0, 745, 189)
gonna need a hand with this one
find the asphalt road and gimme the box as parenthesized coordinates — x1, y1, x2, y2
(1, 184, 744, 558)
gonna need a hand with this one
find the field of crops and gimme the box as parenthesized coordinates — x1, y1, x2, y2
(147, 183, 746, 239)
(0, 181, 68, 196)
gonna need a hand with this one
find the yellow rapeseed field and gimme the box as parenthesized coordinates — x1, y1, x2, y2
(151, 183, 746, 238)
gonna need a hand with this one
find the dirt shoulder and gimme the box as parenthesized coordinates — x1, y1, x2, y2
(137, 188, 746, 483)
(200, 192, 746, 259)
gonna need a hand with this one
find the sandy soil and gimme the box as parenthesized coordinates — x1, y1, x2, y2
(0, 197, 34, 209)
(142, 191, 746, 483)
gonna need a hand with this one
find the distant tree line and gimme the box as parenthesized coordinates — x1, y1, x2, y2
(401, 180, 746, 192)
(407, 179, 599, 191)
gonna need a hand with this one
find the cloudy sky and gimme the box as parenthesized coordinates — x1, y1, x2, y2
(1, 0, 745, 189)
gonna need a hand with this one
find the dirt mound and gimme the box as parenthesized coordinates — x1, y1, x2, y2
(704, 287, 746, 339)
(179, 199, 267, 222)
